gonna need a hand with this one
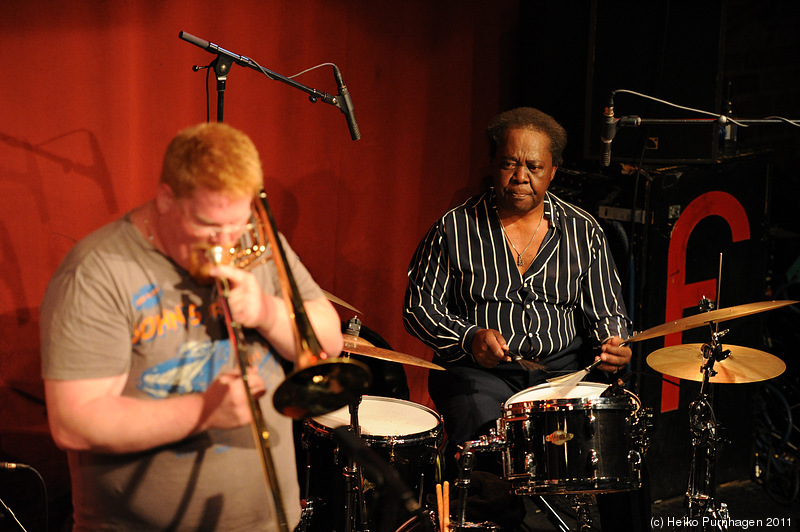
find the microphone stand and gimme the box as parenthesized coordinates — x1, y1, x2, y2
(617, 116, 800, 127)
(179, 31, 358, 136)
(610, 115, 800, 161)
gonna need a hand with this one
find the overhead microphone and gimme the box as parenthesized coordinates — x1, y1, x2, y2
(179, 31, 361, 141)
(333, 66, 361, 141)
(600, 93, 617, 167)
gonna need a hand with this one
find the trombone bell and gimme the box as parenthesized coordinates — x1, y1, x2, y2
(274, 358, 371, 419)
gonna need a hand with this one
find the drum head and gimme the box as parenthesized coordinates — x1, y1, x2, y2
(311, 395, 440, 437)
(505, 381, 607, 407)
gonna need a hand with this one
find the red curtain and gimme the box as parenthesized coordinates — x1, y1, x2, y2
(0, 0, 520, 409)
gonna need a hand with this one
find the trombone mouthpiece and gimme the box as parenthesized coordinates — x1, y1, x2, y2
(209, 245, 226, 265)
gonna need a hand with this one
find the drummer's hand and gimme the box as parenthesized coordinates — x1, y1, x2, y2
(209, 263, 273, 329)
(597, 336, 632, 373)
(471, 329, 511, 368)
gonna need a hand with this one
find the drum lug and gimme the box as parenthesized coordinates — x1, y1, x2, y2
(586, 412, 597, 437)
(525, 453, 536, 475)
(301, 421, 311, 450)
(628, 449, 643, 487)
(589, 449, 599, 481)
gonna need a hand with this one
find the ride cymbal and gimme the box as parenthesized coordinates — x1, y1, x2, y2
(343, 334, 444, 371)
(625, 300, 797, 345)
(647, 343, 785, 384)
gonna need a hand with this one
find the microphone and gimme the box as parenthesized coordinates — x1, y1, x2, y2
(0, 462, 28, 470)
(333, 66, 361, 141)
(332, 426, 423, 517)
(600, 94, 617, 167)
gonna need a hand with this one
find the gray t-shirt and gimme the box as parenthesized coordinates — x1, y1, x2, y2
(41, 213, 323, 531)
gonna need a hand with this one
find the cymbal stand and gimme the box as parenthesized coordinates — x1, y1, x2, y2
(342, 317, 370, 532)
(569, 495, 594, 532)
(684, 327, 731, 530)
(342, 396, 371, 532)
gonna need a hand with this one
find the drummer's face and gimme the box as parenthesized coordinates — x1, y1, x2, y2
(492, 128, 557, 216)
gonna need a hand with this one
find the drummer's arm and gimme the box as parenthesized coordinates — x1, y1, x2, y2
(597, 336, 632, 373)
(470, 328, 513, 368)
(403, 225, 478, 364)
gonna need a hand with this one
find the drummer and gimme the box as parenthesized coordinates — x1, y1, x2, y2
(403, 107, 647, 530)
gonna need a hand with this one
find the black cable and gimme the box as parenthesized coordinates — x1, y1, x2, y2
(0, 463, 48, 532)
(0, 496, 28, 532)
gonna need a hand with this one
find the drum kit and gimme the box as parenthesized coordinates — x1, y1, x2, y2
(291, 298, 796, 532)
(217, 197, 796, 530)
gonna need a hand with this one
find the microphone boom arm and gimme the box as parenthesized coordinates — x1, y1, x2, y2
(179, 31, 359, 138)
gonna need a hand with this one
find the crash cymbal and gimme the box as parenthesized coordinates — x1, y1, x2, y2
(322, 289, 362, 314)
(647, 343, 785, 384)
(625, 300, 797, 344)
(342, 334, 444, 371)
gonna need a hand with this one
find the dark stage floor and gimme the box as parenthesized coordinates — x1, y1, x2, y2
(518, 478, 800, 531)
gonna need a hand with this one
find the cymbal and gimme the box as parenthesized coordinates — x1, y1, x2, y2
(342, 334, 444, 371)
(322, 289, 362, 314)
(625, 300, 797, 344)
(647, 343, 785, 384)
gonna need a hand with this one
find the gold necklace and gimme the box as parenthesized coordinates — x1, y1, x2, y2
(499, 210, 544, 266)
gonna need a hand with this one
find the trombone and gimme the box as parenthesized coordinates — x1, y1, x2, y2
(212, 190, 371, 530)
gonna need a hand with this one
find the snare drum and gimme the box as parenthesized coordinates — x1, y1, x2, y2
(499, 382, 643, 495)
(302, 396, 443, 530)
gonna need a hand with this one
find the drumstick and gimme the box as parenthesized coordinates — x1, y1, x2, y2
(436, 483, 444, 532)
(442, 480, 450, 532)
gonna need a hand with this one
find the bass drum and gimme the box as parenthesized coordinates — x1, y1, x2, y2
(500, 382, 644, 495)
(301, 396, 443, 531)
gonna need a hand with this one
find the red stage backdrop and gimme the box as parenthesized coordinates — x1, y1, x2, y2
(0, 0, 521, 411)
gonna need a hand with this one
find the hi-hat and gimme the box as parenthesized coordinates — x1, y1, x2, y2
(343, 334, 444, 371)
(625, 300, 797, 345)
(647, 343, 785, 384)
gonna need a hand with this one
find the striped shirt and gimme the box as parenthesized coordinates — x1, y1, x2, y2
(403, 189, 631, 365)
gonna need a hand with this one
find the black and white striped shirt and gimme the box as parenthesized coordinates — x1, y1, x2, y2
(403, 190, 631, 365)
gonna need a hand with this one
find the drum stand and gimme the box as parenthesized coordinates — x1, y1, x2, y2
(683, 330, 731, 531)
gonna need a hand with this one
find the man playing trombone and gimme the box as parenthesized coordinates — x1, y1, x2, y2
(41, 122, 343, 531)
